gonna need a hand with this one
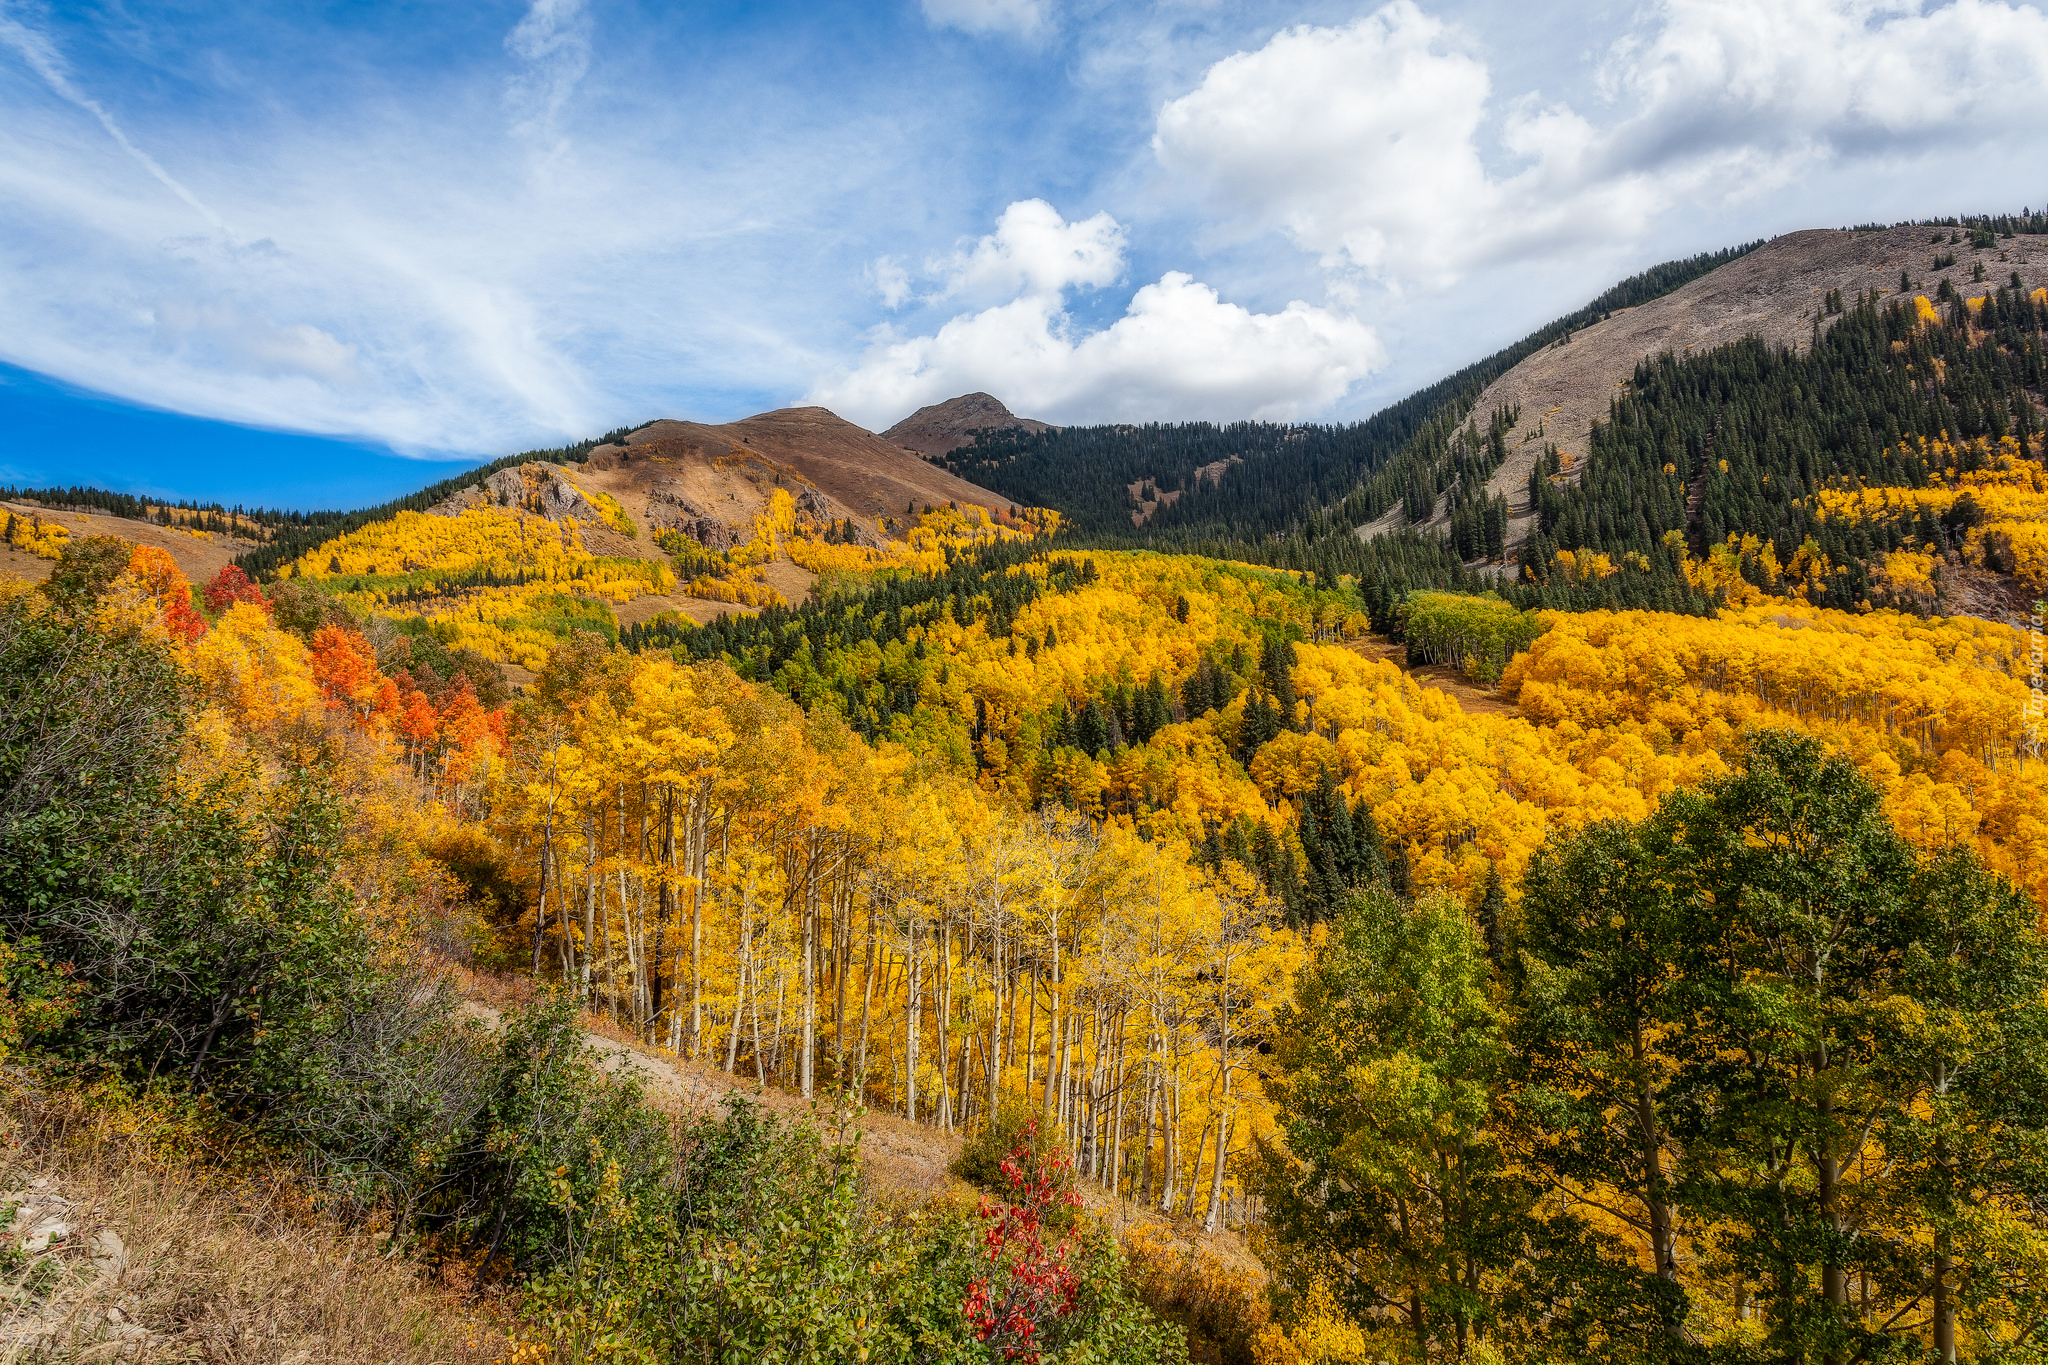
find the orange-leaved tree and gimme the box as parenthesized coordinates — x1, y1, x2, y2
(202, 563, 267, 614)
(116, 545, 206, 644)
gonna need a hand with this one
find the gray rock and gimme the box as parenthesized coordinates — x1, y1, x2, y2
(645, 479, 742, 550)
(92, 1227, 126, 1280)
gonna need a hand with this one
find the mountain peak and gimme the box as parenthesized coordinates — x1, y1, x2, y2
(881, 393, 1049, 460)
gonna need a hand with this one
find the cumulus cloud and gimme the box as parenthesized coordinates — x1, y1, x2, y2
(931, 198, 1126, 302)
(867, 256, 912, 308)
(806, 203, 1382, 430)
(1612, 0, 2048, 154)
(1155, 0, 2048, 286)
(1155, 4, 1491, 282)
(920, 0, 1053, 40)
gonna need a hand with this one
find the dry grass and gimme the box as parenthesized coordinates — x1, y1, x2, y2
(0, 1084, 506, 1365)
(1121, 1223, 1269, 1365)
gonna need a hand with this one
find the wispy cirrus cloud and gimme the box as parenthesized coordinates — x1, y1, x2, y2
(0, 1, 227, 230)
(0, 1, 933, 453)
(504, 0, 592, 146)
(920, 0, 1054, 40)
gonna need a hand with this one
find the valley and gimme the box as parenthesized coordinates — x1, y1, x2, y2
(5, 208, 2046, 1365)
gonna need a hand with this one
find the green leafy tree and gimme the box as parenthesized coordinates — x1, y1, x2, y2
(41, 534, 133, 607)
(1512, 819, 1699, 1362)
(1256, 886, 1529, 1362)
(1613, 731, 2048, 1363)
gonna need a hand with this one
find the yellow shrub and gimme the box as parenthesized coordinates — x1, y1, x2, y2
(3, 511, 71, 560)
(575, 484, 636, 537)
(685, 572, 787, 609)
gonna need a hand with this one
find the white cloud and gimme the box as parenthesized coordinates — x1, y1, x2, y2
(1155, 4, 1492, 283)
(152, 296, 362, 385)
(1154, 0, 2048, 287)
(505, 0, 591, 143)
(0, 5, 912, 454)
(0, 5, 226, 231)
(931, 197, 1126, 301)
(6, 0, 2047, 472)
(807, 202, 1382, 430)
(868, 256, 912, 308)
(920, 0, 1052, 40)
(1613, 0, 2048, 151)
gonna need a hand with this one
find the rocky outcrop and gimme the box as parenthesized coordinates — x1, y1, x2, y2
(0, 1175, 154, 1357)
(792, 485, 833, 524)
(644, 478, 742, 551)
(432, 462, 609, 527)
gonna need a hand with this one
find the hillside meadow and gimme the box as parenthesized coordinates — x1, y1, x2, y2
(3, 486, 2043, 1361)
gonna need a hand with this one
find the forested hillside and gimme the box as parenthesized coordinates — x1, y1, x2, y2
(938, 243, 1762, 541)
(8, 501, 2043, 1359)
(939, 211, 2048, 626)
(5, 209, 2047, 1365)
(1523, 280, 2047, 613)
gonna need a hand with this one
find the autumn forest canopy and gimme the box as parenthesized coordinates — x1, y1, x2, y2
(4, 209, 2047, 1364)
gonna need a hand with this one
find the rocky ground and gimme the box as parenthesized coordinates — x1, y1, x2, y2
(0, 1104, 498, 1364)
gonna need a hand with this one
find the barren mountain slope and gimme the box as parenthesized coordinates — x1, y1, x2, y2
(576, 406, 1015, 538)
(1383, 226, 2048, 550)
(880, 392, 1049, 460)
(403, 406, 1021, 622)
(2, 406, 1015, 637)
(0, 498, 258, 587)
(441, 407, 1021, 624)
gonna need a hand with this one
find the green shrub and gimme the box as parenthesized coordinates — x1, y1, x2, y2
(952, 1096, 1072, 1200)
(518, 1096, 1185, 1363)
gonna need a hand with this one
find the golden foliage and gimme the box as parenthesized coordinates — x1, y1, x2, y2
(573, 481, 636, 537)
(294, 507, 670, 602)
(1809, 436, 2048, 590)
(289, 506, 673, 667)
(679, 494, 1053, 601)
(1551, 547, 1617, 581)
(1504, 603, 2047, 906)
(3, 510, 71, 560)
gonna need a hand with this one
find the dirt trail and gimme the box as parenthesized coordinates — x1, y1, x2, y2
(458, 996, 956, 1197)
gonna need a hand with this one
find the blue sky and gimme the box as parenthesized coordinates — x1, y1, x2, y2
(2, 0, 2044, 508)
